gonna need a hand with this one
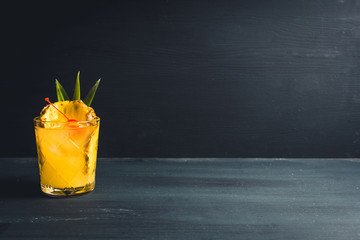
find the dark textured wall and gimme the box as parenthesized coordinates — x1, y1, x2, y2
(3, 0, 360, 157)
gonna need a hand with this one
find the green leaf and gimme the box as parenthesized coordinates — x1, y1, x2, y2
(73, 71, 81, 100)
(55, 79, 70, 101)
(83, 79, 101, 107)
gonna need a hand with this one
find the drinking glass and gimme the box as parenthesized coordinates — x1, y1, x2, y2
(34, 117, 100, 196)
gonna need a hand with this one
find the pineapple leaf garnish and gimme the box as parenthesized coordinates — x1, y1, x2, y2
(54, 71, 100, 106)
(73, 71, 81, 100)
(84, 79, 101, 107)
(55, 79, 70, 101)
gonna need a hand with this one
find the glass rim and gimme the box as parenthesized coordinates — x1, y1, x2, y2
(33, 116, 100, 124)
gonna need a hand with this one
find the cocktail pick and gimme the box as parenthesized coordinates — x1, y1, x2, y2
(45, 98, 77, 122)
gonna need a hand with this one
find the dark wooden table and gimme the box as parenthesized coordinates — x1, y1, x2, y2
(1, 158, 360, 239)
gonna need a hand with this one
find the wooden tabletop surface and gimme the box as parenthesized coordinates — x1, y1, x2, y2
(1, 158, 360, 239)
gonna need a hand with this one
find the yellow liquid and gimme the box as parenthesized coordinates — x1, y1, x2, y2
(34, 120, 99, 196)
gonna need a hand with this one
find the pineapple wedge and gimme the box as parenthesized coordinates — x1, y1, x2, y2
(40, 100, 96, 122)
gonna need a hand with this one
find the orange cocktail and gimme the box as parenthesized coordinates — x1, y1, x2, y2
(34, 116, 100, 196)
(34, 72, 101, 196)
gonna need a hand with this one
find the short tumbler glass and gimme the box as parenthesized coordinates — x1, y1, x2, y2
(34, 117, 100, 196)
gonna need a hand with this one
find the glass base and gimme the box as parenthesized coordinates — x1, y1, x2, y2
(41, 182, 95, 197)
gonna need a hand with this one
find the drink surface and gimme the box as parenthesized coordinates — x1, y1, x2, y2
(34, 119, 100, 191)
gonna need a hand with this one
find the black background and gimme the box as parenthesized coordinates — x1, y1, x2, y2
(3, 0, 360, 158)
